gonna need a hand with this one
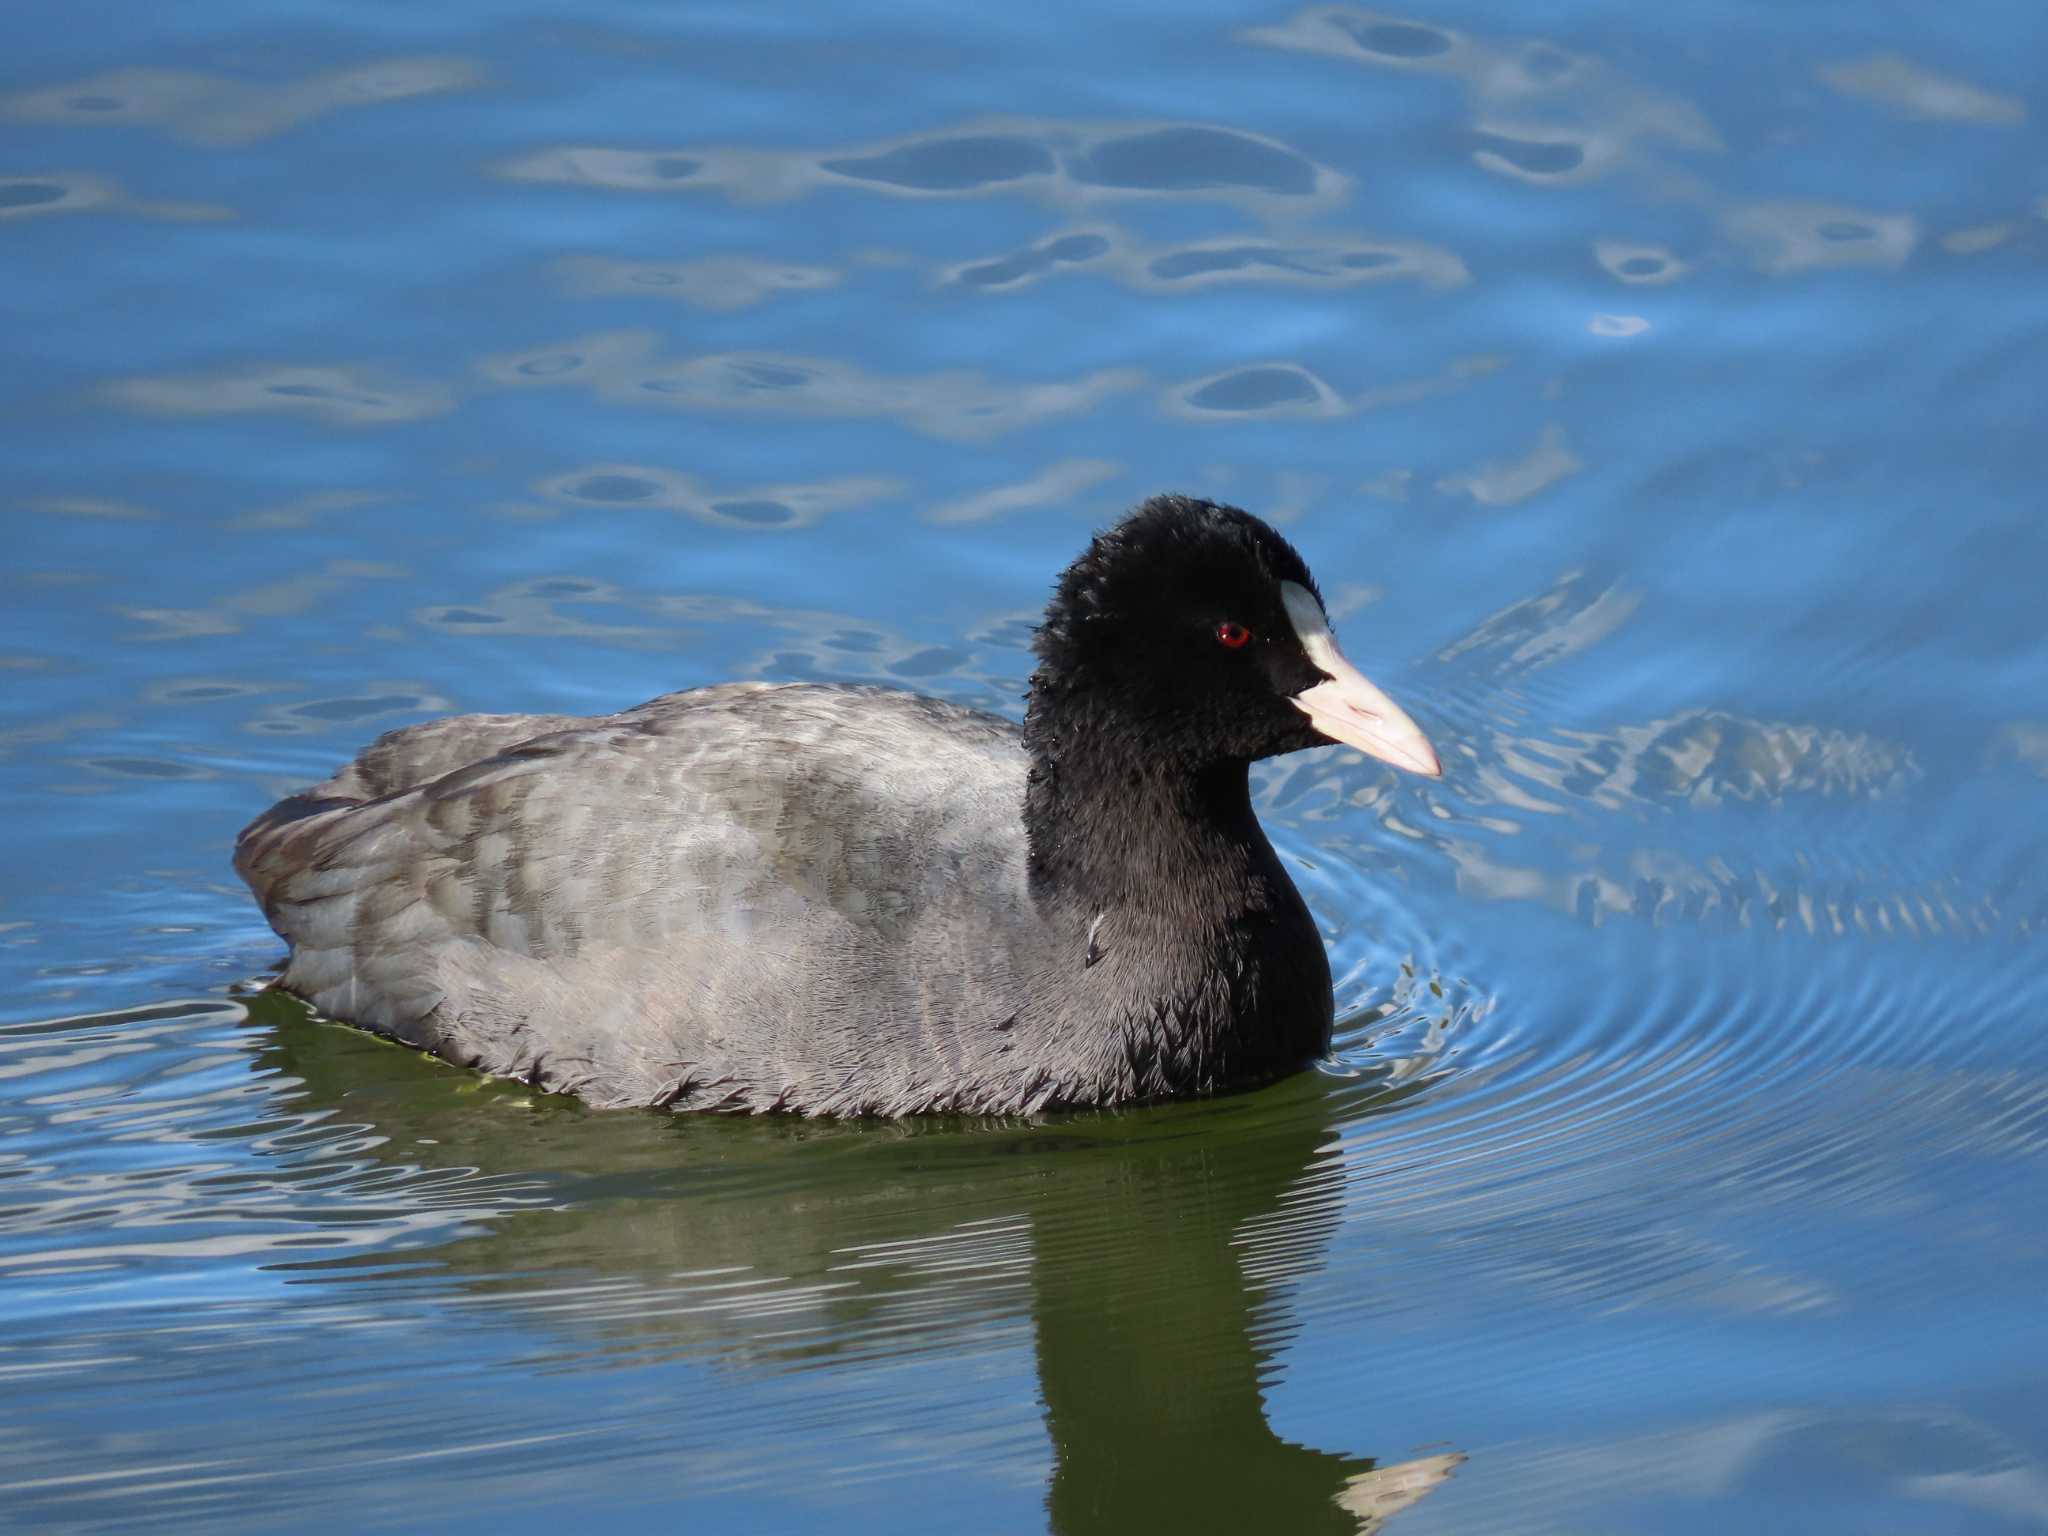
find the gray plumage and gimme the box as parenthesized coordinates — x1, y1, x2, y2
(235, 496, 1437, 1117)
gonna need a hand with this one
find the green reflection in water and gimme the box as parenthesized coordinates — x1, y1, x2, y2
(244, 988, 1459, 1532)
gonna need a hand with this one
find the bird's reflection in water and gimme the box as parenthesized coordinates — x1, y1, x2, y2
(1027, 1094, 1460, 1534)
(248, 989, 1462, 1533)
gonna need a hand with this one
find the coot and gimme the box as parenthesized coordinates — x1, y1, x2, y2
(235, 495, 1440, 1116)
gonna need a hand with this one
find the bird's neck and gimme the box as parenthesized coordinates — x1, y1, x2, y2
(1021, 685, 1271, 916)
(1020, 682, 1335, 1096)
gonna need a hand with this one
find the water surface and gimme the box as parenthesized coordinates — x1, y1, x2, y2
(4, 4, 2047, 1532)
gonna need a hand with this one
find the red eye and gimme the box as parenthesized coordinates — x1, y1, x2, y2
(1216, 621, 1252, 649)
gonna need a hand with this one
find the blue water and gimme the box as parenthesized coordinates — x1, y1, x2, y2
(5, 4, 2047, 1532)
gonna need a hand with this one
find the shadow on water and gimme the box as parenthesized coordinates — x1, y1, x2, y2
(242, 987, 1463, 1533)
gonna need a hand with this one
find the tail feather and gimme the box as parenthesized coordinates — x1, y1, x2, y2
(233, 710, 586, 918)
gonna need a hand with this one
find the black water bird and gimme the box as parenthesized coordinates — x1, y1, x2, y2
(235, 495, 1440, 1115)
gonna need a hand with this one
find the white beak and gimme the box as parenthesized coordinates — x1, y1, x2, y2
(1279, 580, 1441, 778)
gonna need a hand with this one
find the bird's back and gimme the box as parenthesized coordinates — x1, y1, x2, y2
(236, 683, 1057, 1113)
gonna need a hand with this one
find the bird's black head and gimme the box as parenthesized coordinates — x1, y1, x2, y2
(1028, 494, 1439, 775)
